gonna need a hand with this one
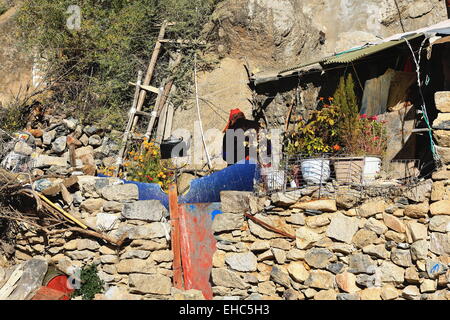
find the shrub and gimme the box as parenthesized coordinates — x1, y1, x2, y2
(15, 0, 221, 129)
(73, 264, 104, 300)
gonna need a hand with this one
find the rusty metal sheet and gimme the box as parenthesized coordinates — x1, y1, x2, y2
(178, 203, 221, 300)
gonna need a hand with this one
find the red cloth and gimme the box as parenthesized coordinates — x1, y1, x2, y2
(403, 57, 414, 73)
(223, 108, 245, 132)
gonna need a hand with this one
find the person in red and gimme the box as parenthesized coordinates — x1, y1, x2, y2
(222, 108, 263, 165)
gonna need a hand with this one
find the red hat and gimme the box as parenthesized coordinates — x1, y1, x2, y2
(223, 108, 245, 132)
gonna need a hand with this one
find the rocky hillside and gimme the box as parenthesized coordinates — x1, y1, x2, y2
(172, 0, 447, 138)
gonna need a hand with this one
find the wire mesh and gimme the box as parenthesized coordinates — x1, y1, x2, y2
(255, 153, 422, 200)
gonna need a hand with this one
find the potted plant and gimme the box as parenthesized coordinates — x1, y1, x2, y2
(285, 98, 341, 185)
(340, 114, 387, 182)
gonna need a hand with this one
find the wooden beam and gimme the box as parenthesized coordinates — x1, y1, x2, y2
(131, 21, 168, 133)
(129, 82, 159, 94)
(169, 184, 183, 289)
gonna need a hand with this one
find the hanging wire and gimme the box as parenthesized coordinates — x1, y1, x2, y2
(403, 36, 441, 165)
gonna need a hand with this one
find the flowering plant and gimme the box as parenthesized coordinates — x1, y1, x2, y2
(123, 138, 174, 189)
(341, 114, 387, 157)
(286, 98, 342, 156)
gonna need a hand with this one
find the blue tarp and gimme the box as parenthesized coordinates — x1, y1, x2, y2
(99, 159, 259, 210)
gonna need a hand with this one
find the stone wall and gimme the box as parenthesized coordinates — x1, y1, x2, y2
(13, 179, 177, 300)
(7, 173, 450, 300)
(210, 189, 449, 300)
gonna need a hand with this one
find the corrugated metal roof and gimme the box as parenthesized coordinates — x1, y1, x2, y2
(323, 33, 422, 65)
(278, 33, 421, 75)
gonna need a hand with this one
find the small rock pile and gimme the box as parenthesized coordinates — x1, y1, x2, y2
(210, 189, 450, 300)
(1, 114, 123, 176)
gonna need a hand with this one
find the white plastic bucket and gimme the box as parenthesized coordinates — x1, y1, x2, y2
(363, 157, 382, 182)
(301, 159, 330, 185)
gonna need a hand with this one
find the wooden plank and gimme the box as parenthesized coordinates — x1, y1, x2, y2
(155, 101, 168, 144)
(131, 21, 168, 133)
(361, 69, 395, 116)
(168, 184, 183, 289)
(128, 82, 159, 94)
(164, 102, 174, 140)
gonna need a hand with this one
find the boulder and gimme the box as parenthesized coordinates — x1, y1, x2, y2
(430, 200, 450, 215)
(357, 201, 386, 217)
(80, 198, 105, 214)
(326, 213, 359, 244)
(358, 288, 382, 300)
(287, 261, 309, 283)
(116, 259, 156, 274)
(335, 272, 359, 293)
(128, 274, 171, 295)
(211, 268, 248, 289)
(402, 285, 420, 300)
(101, 184, 139, 201)
(225, 252, 258, 272)
(436, 146, 450, 164)
(381, 284, 400, 300)
(404, 202, 429, 218)
(429, 215, 450, 232)
(212, 213, 244, 233)
(271, 190, 302, 207)
(248, 214, 294, 240)
(405, 221, 427, 243)
(296, 227, 321, 249)
(7, 259, 48, 300)
(432, 113, 450, 130)
(352, 229, 378, 249)
(304, 270, 335, 290)
(434, 130, 450, 147)
(410, 240, 429, 261)
(380, 261, 405, 285)
(52, 136, 67, 153)
(435, 91, 450, 113)
(314, 289, 337, 300)
(348, 254, 376, 274)
(220, 191, 253, 213)
(364, 218, 387, 235)
(383, 213, 406, 233)
(304, 248, 334, 269)
(291, 200, 337, 212)
(429, 232, 450, 255)
(122, 200, 167, 221)
(390, 248, 413, 267)
(270, 266, 291, 288)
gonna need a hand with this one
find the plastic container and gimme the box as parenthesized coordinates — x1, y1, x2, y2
(362, 156, 382, 182)
(301, 159, 331, 185)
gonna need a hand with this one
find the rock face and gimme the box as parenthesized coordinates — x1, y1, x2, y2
(7, 259, 48, 300)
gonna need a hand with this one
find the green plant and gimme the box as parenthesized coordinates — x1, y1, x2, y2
(285, 99, 341, 157)
(333, 73, 360, 142)
(73, 264, 104, 300)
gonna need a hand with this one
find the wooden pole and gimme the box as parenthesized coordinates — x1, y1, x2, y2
(115, 70, 143, 177)
(447, 0, 450, 19)
(168, 183, 183, 289)
(131, 21, 168, 133)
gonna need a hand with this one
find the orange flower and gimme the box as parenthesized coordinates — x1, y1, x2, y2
(333, 144, 341, 151)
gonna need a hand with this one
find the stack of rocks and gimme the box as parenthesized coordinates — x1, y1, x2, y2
(209, 190, 450, 300)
